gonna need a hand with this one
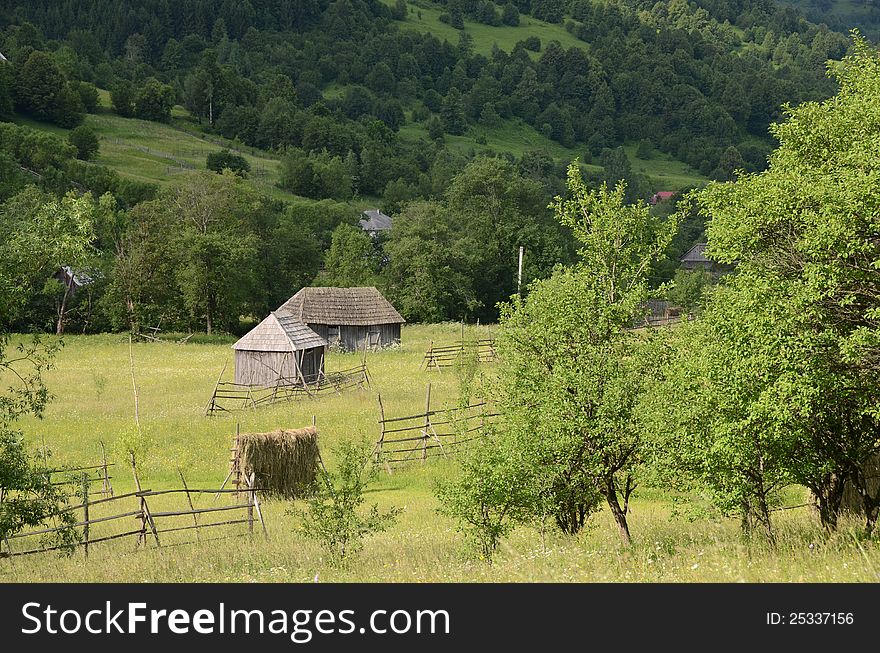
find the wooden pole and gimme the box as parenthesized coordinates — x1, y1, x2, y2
(178, 468, 199, 541)
(130, 453, 160, 547)
(422, 383, 432, 463)
(100, 440, 113, 497)
(128, 335, 140, 430)
(81, 474, 90, 558)
(205, 358, 229, 416)
(247, 473, 268, 539)
(247, 473, 254, 535)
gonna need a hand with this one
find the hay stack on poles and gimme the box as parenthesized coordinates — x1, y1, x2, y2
(234, 427, 320, 499)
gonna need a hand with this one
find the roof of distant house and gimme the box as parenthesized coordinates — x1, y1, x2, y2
(359, 209, 393, 232)
(680, 243, 710, 264)
(232, 312, 328, 352)
(57, 265, 94, 287)
(650, 191, 677, 205)
(276, 287, 405, 326)
(0, 52, 7, 63)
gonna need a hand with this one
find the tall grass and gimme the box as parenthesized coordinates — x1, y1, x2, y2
(2, 323, 879, 582)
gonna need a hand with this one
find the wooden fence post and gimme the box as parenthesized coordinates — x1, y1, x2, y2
(130, 452, 161, 547)
(178, 468, 199, 541)
(247, 472, 268, 539)
(81, 474, 90, 558)
(100, 441, 113, 497)
(422, 383, 432, 463)
(246, 473, 254, 535)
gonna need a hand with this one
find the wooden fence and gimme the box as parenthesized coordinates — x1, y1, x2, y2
(205, 363, 371, 415)
(0, 472, 266, 560)
(421, 339, 496, 371)
(371, 384, 497, 472)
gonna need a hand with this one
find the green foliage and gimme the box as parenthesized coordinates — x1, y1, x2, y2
(206, 149, 250, 176)
(14, 50, 64, 122)
(648, 37, 880, 539)
(67, 125, 99, 160)
(133, 78, 174, 123)
(291, 439, 401, 562)
(435, 431, 532, 563)
(110, 80, 136, 118)
(491, 165, 678, 545)
(666, 268, 714, 315)
(316, 224, 380, 288)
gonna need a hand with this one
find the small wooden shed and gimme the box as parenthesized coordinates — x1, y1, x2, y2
(276, 287, 405, 352)
(232, 312, 328, 386)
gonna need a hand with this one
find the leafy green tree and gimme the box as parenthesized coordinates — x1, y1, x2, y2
(134, 78, 174, 122)
(383, 201, 479, 321)
(493, 166, 678, 544)
(206, 149, 250, 176)
(502, 3, 520, 26)
(689, 38, 880, 534)
(52, 82, 86, 128)
(110, 80, 136, 118)
(72, 81, 100, 113)
(291, 439, 400, 562)
(14, 50, 64, 122)
(441, 87, 467, 135)
(67, 125, 100, 161)
(168, 171, 262, 334)
(317, 224, 380, 287)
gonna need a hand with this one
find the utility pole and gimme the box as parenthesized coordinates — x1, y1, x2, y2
(517, 246, 524, 297)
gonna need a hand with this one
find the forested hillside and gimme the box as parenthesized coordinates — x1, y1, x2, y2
(0, 0, 859, 333)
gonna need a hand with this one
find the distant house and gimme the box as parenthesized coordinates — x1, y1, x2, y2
(680, 243, 713, 271)
(0, 51, 7, 63)
(358, 209, 392, 236)
(232, 311, 328, 386)
(54, 266, 93, 295)
(276, 286, 404, 351)
(650, 191, 677, 206)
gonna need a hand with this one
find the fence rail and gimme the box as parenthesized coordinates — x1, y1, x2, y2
(205, 363, 371, 415)
(0, 472, 267, 560)
(421, 339, 496, 370)
(372, 385, 496, 471)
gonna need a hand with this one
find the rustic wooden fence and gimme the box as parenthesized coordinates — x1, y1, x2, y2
(205, 363, 371, 415)
(0, 471, 266, 560)
(47, 460, 115, 499)
(371, 384, 497, 472)
(421, 339, 496, 370)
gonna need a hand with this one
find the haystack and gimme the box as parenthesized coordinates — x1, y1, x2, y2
(235, 427, 319, 499)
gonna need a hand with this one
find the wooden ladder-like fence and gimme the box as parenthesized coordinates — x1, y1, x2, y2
(371, 384, 498, 472)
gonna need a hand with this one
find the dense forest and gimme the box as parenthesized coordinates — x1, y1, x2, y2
(0, 0, 861, 333)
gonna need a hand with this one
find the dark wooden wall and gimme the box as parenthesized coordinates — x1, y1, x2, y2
(308, 322, 401, 351)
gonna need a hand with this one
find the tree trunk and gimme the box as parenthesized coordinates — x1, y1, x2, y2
(603, 477, 631, 546)
(56, 275, 74, 335)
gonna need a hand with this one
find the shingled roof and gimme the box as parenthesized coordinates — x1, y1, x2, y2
(359, 209, 392, 232)
(232, 312, 328, 352)
(276, 287, 405, 326)
(680, 243, 710, 264)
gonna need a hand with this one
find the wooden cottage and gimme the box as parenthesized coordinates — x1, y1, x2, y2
(276, 287, 405, 351)
(232, 311, 328, 386)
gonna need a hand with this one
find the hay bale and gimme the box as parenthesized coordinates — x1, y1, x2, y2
(236, 427, 319, 499)
(841, 453, 880, 514)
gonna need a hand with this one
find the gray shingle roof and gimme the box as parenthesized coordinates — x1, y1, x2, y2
(232, 312, 327, 352)
(359, 209, 393, 232)
(680, 243, 710, 263)
(276, 287, 405, 326)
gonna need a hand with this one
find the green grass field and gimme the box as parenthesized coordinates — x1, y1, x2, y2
(2, 324, 878, 582)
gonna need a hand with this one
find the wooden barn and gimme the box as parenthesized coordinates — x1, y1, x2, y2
(276, 287, 405, 351)
(232, 311, 328, 386)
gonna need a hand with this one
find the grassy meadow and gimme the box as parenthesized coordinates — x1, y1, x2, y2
(2, 323, 878, 582)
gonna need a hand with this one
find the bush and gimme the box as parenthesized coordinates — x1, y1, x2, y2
(73, 81, 100, 113)
(68, 125, 100, 160)
(206, 149, 250, 176)
(290, 439, 401, 562)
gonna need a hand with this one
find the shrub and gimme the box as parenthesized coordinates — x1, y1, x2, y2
(290, 439, 401, 562)
(67, 125, 99, 160)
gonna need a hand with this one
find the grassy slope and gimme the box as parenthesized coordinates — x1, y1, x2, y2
(2, 324, 878, 582)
